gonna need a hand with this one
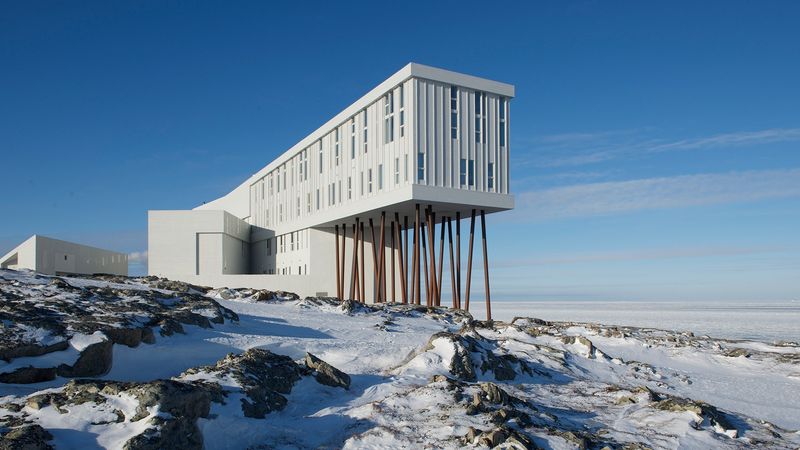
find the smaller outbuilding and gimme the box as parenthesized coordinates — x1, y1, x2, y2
(0, 235, 128, 276)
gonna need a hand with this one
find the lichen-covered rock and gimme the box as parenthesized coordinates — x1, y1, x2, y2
(0, 367, 56, 384)
(57, 339, 113, 377)
(304, 353, 351, 390)
(0, 424, 53, 450)
(181, 348, 306, 419)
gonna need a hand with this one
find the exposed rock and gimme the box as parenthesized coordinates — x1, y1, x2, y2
(251, 290, 277, 301)
(304, 353, 351, 390)
(182, 348, 305, 419)
(653, 397, 737, 437)
(723, 347, 750, 358)
(0, 367, 56, 384)
(0, 341, 70, 363)
(103, 327, 150, 348)
(0, 424, 53, 450)
(57, 339, 113, 377)
(464, 426, 535, 449)
(158, 319, 185, 337)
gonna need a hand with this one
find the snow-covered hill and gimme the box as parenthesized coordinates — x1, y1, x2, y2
(1, 269, 798, 449)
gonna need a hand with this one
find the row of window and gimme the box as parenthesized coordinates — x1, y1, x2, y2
(450, 86, 507, 146)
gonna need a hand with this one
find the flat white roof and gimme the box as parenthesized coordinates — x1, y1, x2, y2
(196, 63, 515, 211)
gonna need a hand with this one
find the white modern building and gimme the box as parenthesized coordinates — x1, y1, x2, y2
(149, 63, 514, 316)
(0, 235, 128, 276)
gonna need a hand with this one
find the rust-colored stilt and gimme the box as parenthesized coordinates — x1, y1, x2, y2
(360, 221, 366, 303)
(421, 219, 430, 306)
(378, 212, 386, 304)
(394, 212, 407, 304)
(426, 208, 438, 307)
(465, 209, 476, 312)
(404, 215, 409, 303)
(413, 205, 421, 305)
(335, 225, 341, 299)
(455, 212, 462, 308)
(391, 220, 396, 303)
(447, 217, 457, 309)
(369, 218, 378, 302)
(350, 221, 358, 301)
(341, 223, 347, 298)
(481, 210, 491, 321)
(437, 215, 445, 306)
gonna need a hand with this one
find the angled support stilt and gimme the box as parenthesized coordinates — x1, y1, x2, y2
(465, 209, 476, 312)
(480, 210, 491, 321)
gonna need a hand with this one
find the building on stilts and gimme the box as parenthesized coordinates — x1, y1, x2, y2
(148, 63, 514, 318)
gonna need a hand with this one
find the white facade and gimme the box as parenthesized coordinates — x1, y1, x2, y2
(0, 235, 128, 276)
(148, 63, 514, 300)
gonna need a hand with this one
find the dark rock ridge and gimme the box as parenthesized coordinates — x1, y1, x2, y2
(305, 352, 351, 389)
(0, 271, 239, 384)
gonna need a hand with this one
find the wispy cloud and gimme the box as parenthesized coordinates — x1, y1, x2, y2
(516, 127, 800, 168)
(492, 245, 786, 268)
(128, 250, 148, 264)
(505, 168, 800, 222)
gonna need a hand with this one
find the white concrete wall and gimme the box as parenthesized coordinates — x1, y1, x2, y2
(1, 235, 127, 276)
(148, 210, 249, 281)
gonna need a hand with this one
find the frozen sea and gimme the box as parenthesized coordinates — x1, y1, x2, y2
(478, 300, 800, 343)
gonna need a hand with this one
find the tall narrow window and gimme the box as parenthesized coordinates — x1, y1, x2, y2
(499, 98, 506, 147)
(468, 160, 475, 186)
(307, 193, 311, 213)
(318, 141, 323, 174)
(488, 162, 495, 190)
(378, 164, 383, 190)
(404, 154, 409, 182)
(460, 158, 467, 186)
(399, 84, 405, 137)
(363, 110, 368, 153)
(276, 173, 280, 193)
(368, 169, 373, 193)
(316, 189, 320, 210)
(450, 86, 458, 139)
(304, 150, 308, 180)
(394, 157, 399, 184)
(283, 165, 287, 190)
(383, 92, 394, 144)
(360, 171, 364, 196)
(417, 152, 425, 182)
(351, 119, 356, 159)
(296, 197, 300, 216)
(338, 180, 342, 203)
(347, 176, 352, 199)
(475, 91, 483, 143)
(334, 128, 340, 165)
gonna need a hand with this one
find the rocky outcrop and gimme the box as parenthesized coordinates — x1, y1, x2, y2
(0, 274, 239, 384)
(181, 348, 306, 419)
(304, 353, 351, 390)
(56, 339, 113, 377)
(653, 397, 738, 437)
(0, 424, 54, 450)
(0, 341, 69, 364)
(463, 425, 535, 449)
(0, 367, 56, 384)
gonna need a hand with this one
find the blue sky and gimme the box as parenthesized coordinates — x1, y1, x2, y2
(1, 1, 798, 301)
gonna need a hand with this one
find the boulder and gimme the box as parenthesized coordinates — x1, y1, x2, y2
(305, 353, 351, 390)
(0, 424, 53, 450)
(57, 339, 113, 377)
(0, 367, 56, 384)
(0, 341, 70, 363)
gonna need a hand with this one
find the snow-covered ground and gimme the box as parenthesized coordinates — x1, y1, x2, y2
(1, 269, 798, 449)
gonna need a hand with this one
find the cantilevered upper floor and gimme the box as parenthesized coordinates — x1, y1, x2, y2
(195, 63, 515, 234)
